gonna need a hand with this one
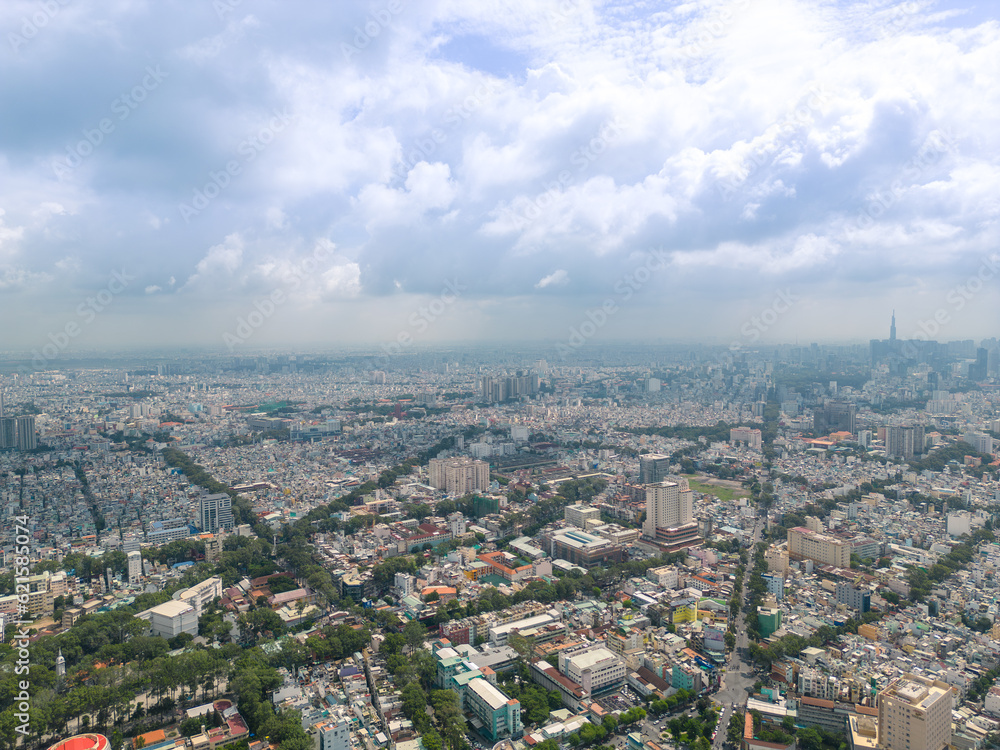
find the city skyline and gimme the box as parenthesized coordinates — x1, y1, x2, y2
(2, 0, 999, 352)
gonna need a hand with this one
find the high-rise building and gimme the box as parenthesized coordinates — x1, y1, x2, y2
(0, 417, 15, 450)
(729, 427, 763, 450)
(970, 347, 989, 381)
(886, 425, 922, 459)
(877, 674, 952, 750)
(814, 401, 857, 435)
(198, 493, 233, 532)
(16, 416, 37, 451)
(835, 583, 871, 613)
(428, 457, 489, 495)
(639, 453, 672, 484)
(480, 372, 539, 403)
(127, 550, 143, 584)
(788, 526, 850, 568)
(962, 432, 994, 455)
(643, 479, 699, 548)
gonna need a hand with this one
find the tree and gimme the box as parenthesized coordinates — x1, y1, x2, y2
(403, 619, 428, 652)
(508, 632, 536, 661)
(382, 632, 406, 656)
(798, 727, 823, 750)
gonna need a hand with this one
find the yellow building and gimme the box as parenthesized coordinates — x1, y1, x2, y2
(877, 674, 952, 750)
(858, 623, 884, 641)
(788, 527, 850, 568)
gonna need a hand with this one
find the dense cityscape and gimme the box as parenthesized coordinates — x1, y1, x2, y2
(0, 330, 998, 750)
(4, 2, 999, 750)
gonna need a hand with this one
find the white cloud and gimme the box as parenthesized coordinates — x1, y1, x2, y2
(184, 233, 245, 288)
(1, 0, 1000, 344)
(536, 269, 569, 288)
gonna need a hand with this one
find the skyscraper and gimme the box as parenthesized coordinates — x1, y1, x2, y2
(814, 401, 857, 435)
(877, 674, 952, 750)
(0, 418, 15, 450)
(890, 309, 896, 342)
(970, 347, 988, 380)
(643, 479, 699, 548)
(199, 492, 234, 532)
(639, 453, 672, 484)
(886, 425, 923, 458)
(16, 416, 37, 451)
(127, 550, 143, 583)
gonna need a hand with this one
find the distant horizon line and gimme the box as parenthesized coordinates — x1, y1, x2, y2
(0, 334, 997, 360)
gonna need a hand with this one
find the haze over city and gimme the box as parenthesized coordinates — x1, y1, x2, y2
(1, 0, 999, 352)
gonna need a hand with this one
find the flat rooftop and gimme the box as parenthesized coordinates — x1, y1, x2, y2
(468, 677, 509, 711)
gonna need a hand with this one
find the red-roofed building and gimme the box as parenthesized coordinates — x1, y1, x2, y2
(48, 735, 111, 750)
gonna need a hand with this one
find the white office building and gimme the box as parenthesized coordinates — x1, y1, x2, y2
(127, 550, 143, 584)
(199, 493, 233, 532)
(173, 576, 223, 618)
(142, 600, 198, 639)
(559, 646, 626, 695)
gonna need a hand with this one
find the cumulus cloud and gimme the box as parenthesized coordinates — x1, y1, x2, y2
(536, 269, 569, 289)
(0, 0, 998, 346)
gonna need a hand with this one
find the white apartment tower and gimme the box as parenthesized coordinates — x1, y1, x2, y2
(127, 550, 143, 584)
(877, 674, 952, 750)
(643, 479, 693, 538)
(428, 457, 489, 495)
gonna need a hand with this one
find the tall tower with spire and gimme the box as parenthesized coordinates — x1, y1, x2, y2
(56, 649, 65, 679)
(890, 310, 897, 342)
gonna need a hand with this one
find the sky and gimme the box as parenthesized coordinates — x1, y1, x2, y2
(1, 0, 999, 356)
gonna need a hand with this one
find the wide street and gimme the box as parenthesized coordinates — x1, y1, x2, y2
(599, 512, 765, 750)
(710, 514, 764, 749)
